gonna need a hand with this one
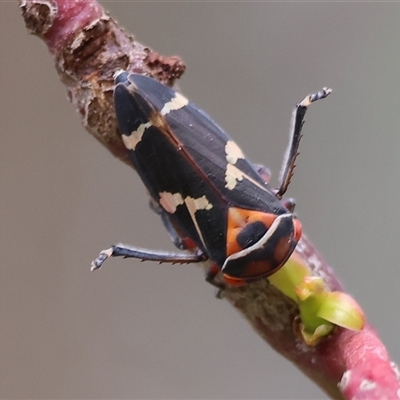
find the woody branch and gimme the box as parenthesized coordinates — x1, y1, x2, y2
(18, 0, 400, 398)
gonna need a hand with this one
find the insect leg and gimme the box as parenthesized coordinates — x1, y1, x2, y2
(276, 87, 332, 199)
(252, 163, 271, 185)
(91, 244, 207, 271)
(148, 199, 198, 251)
(281, 197, 296, 213)
(205, 263, 227, 293)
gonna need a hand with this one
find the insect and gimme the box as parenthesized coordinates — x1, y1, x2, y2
(91, 71, 331, 289)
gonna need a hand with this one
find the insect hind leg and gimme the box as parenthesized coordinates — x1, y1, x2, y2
(276, 87, 332, 199)
(91, 244, 206, 271)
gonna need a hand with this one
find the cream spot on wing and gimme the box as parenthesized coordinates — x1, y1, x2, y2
(161, 93, 189, 115)
(225, 163, 269, 192)
(225, 140, 244, 164)
(184, 195, 213, 212)
(121, 121, 151, 150)
(159, 192, 184, 213)
(225, 163, 244, 190)
(184, 195, 213, 247)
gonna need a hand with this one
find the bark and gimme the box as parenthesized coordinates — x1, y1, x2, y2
(19, 0, 400, 398)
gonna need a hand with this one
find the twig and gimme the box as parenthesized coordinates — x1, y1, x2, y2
(19, 0, 400, 398)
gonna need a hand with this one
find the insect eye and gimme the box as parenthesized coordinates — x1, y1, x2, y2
(236, 221, 268, 249)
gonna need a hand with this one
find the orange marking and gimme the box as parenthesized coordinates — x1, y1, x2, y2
(293, 219, 302, 241)
(226, 207, 277, 256)
(181, 237, 197, 250)
(222, 274, 247, 287)
(243, 260, 274, 279)
(273, 236, 293, 265)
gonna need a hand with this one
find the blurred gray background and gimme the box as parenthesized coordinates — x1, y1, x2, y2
(1, 2, 400, 399)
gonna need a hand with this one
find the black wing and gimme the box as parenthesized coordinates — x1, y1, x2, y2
(114, 72, 287, 265)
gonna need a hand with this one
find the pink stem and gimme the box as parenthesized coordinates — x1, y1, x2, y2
(18, 0, 400, 398)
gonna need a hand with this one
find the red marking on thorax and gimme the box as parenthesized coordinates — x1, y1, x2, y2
(226, 207, 277, 256)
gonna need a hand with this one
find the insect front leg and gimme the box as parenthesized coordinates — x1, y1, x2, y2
(205, 263, 227, 290)
(91, 244, 207, 271)
(276, 87, 332, 199)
